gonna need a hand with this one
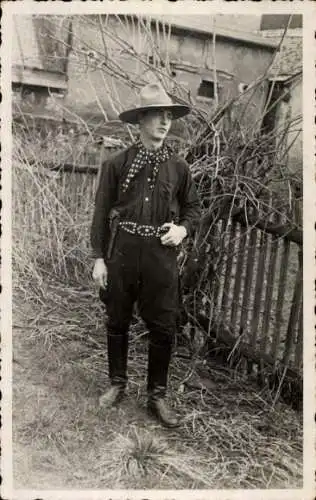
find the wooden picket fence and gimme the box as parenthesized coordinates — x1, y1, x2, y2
(202, 214, 303, 378)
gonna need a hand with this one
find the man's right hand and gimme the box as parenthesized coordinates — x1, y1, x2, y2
(92, 258, 108, 289)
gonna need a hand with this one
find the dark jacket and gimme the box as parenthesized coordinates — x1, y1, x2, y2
(90, 144, 201, 259)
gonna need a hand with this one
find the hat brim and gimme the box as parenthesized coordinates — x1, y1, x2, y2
(119, 104, 191, 124)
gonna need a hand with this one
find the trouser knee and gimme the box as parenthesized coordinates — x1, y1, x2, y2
(149, 327, 175, 348)
(107, 320, 130, 336)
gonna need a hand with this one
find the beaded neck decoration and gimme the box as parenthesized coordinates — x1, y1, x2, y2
(122, 141, 171, 193)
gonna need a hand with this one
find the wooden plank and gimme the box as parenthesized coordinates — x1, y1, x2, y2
(198, 205, 303, 245)
(294, 300, 303, 371)
(12, 65, 68, 90)
(270, 239, 291, 365)
(211, 220, 225, 318)
(43, 162, 99, 175)
(259, 233, 279, 355)
(250, 231, 268, 348)
(240, 227, 258, 334)
(220, 220, 238, 320)
(283, 248, 303, 366)
(230, 225, 248, 327)
(231, 210, 302, 245)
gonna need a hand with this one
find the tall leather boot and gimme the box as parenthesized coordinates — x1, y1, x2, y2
(99, 333, 128, 409)
(147, 340, 181, 428)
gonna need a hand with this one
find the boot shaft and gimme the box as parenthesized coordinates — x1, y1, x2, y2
(107, 333, 129, 385)
(147, 340, 172, 394)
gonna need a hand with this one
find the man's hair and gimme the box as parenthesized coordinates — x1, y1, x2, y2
(138, 108, 173, 124)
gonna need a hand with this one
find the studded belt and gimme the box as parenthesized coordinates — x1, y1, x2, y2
(119, 221, 169, 238)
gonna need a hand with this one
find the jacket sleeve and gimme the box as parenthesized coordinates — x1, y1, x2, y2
(178, 160, 201, 237)
(90, 159, 118, 259)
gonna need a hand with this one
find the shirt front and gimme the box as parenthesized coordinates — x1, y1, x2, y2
(138, 163, 154, 225)
(90, 144, 201, 259)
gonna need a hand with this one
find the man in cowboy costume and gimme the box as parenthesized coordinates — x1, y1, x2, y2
(91, 82, 201, 428)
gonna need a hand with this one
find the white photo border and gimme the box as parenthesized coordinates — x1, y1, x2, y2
(1, 2, 315, 499)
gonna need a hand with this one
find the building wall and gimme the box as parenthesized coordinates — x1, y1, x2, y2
(258, 28, 302, 76)
(63, 15, 273, 132)
(259, 28, 302, 176)
(12, 15, 275, 135)
(274, 77, 302, 175)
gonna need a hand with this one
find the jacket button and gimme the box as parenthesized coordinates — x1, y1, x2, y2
(145, 197, 149, 202)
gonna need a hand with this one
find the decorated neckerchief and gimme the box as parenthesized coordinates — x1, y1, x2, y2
(122, 141, 171, 193)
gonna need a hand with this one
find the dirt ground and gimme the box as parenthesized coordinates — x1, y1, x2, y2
(12, 287, 303, 490)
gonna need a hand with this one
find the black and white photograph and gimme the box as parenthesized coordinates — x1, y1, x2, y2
(1, 2, 315, 498)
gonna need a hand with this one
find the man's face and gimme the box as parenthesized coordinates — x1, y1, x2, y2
(139, 109, 173, 142)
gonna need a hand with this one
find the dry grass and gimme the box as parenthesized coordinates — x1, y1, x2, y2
(13, 279, 303, 489)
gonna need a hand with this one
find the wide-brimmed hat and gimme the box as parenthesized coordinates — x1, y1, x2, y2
(119, 83, 191, 124)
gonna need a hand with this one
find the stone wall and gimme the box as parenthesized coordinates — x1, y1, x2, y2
(259, 29, 302, 176)
(275, 77, 302, 175)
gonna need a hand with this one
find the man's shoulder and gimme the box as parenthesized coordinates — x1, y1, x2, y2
(169, 153, 190, 173)
(106, 144, 136, 167)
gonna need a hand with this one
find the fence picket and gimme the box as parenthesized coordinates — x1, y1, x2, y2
(240, 228, 258, 337)
(250, 231, 268, 348)
(270, 239, 291, 366)
(211, 220, 225, 319)
(230, 225, 248, 328)
(282, 248, 303, 367)
(220, 219, 238, 322)
(294, 301, 303, 372)
(260, 233, 279, 355)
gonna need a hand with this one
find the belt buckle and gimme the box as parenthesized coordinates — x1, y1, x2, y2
(128, 222, 136, 234)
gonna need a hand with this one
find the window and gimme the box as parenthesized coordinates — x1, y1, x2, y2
(197, 80, 215, 99)
(261, 81, 285, 134)
(20, 85, 49, 107)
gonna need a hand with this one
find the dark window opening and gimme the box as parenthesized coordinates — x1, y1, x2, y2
(16, 84, 49, 107)
(197, 80, 215, 99)
(261, 81, 284, 135)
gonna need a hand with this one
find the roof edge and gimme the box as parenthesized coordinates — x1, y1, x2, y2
(12, 65, 68, 90)
(138, 16, 279, 50)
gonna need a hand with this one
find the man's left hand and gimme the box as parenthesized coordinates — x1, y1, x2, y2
(160, 223, 187, 247)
